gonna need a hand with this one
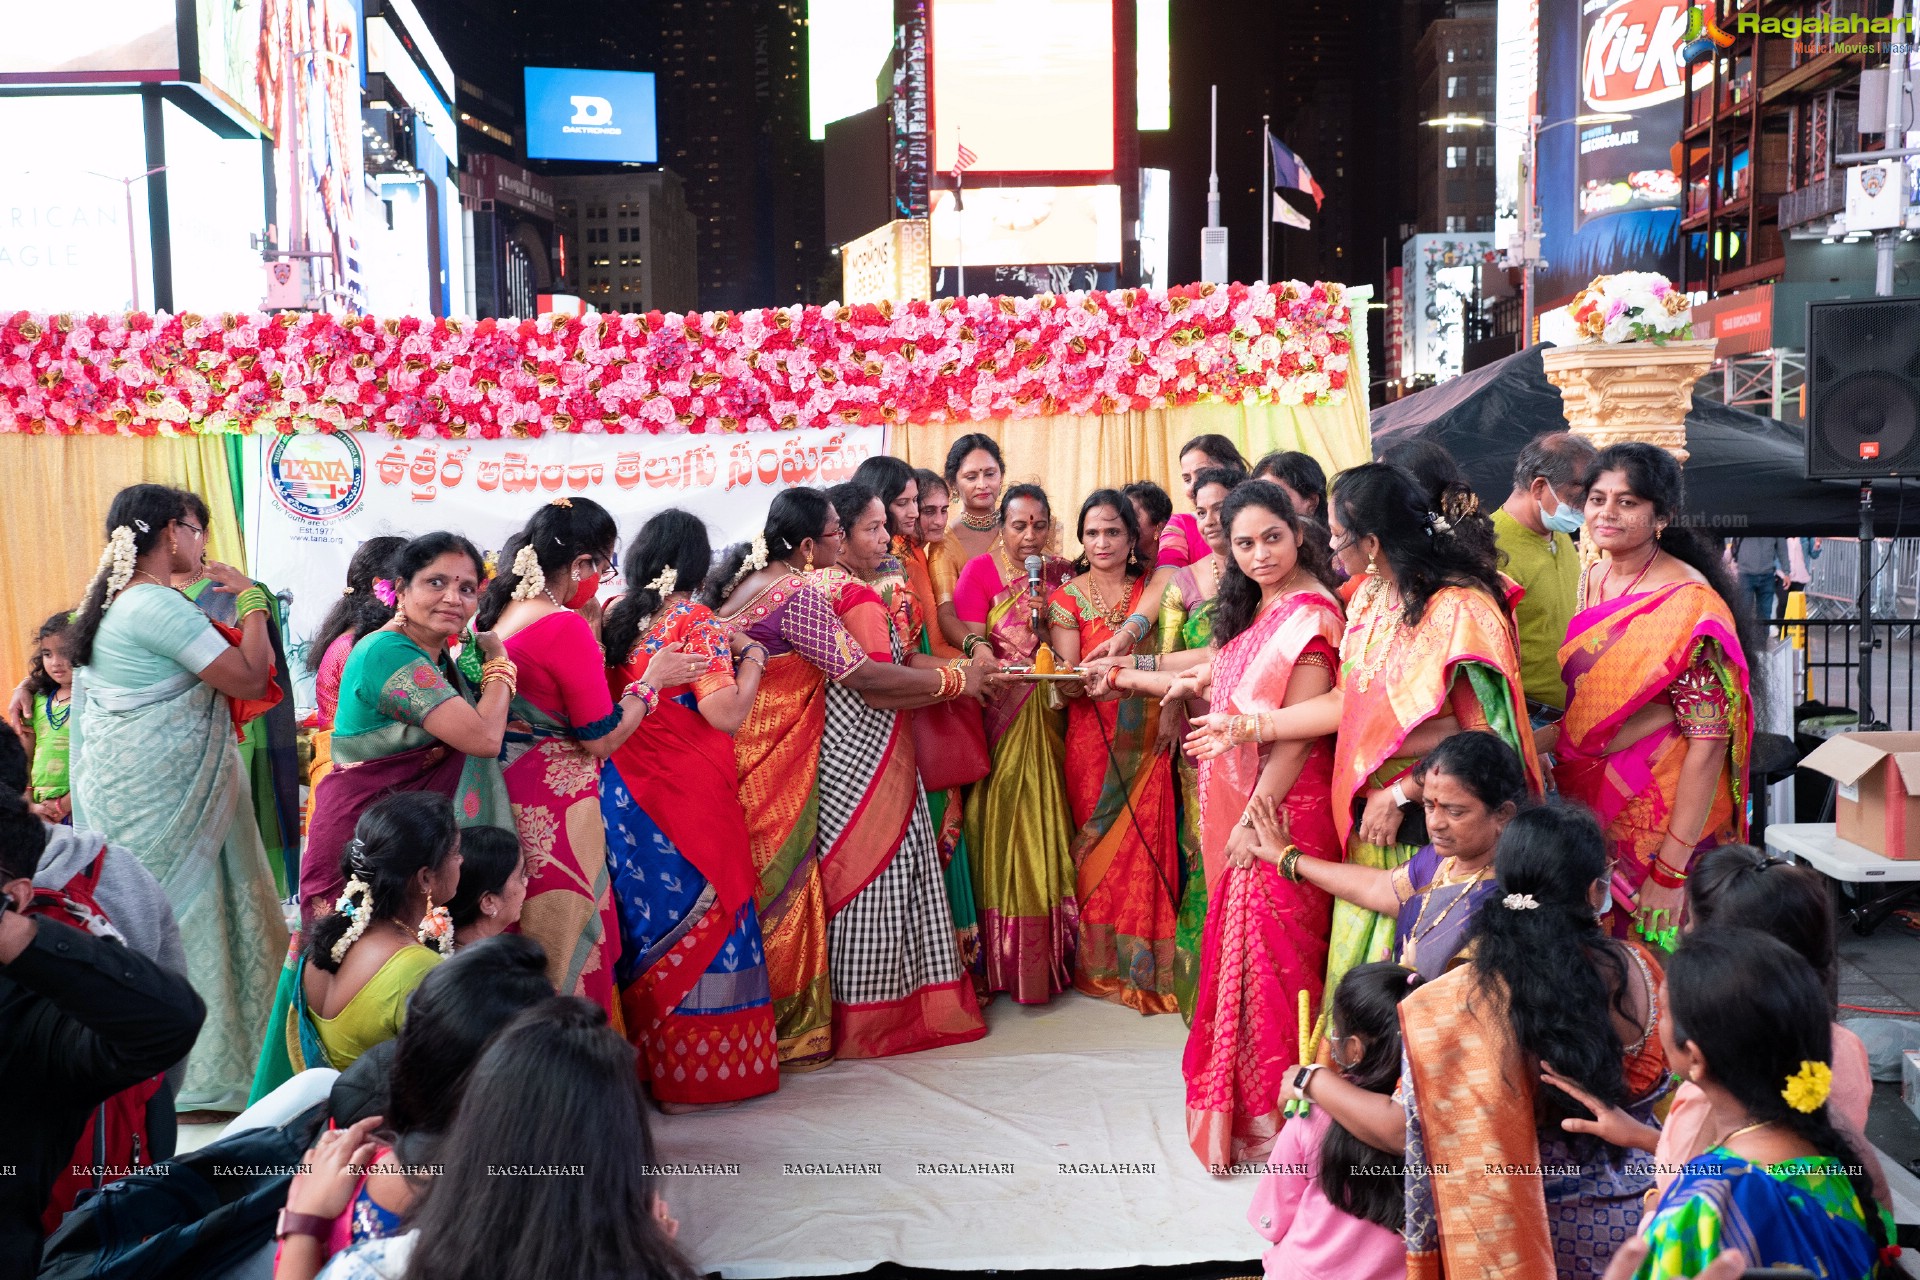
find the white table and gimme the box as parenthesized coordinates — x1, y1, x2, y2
(1764, 823, 1920, 935)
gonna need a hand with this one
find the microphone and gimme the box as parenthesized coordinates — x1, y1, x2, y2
(1025, 554, 1044, 597)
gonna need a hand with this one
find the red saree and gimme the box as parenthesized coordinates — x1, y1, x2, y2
(1554, 580, 1751, 929)
(1184, 589, 1345, 1171)
(1050, 575, 1180, 1015)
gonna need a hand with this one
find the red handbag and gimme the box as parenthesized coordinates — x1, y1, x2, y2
(912, 698, 992, 791)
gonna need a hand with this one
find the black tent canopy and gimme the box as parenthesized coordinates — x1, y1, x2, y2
(1369, 344, 1918, 538)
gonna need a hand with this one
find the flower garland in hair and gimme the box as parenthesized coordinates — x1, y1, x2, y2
(645, 565, 678, 597)
(331, 873, 375, 964)
(725, 534, 770, 593)
(418, 903, 455, 955)
(93, 525, 140, 602)
(1502, 893, 1539, 910)
(508, 544, 545, 601)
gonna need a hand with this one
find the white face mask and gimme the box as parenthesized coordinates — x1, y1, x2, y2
(1539, 487, 1584, 535)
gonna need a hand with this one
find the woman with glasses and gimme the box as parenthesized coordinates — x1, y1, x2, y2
(67, 484, 287, 1114)
(477, 497, 707, 1019)
(707, 488, 978, 1067)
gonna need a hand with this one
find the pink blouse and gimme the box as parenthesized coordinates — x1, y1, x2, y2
(314, 631, 355, 730)
(502, 610, 619, 738)
(1248, 1108, 1407, 1280)
(1159, 512, 1204, 568)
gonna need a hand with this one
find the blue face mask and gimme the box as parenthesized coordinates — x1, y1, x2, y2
(1540, 495, 1584, 535)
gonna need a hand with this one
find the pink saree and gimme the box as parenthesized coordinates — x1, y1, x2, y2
(1184, 589, 1345, 1171)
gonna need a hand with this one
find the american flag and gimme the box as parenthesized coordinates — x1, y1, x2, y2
(952, 143, 978, 179)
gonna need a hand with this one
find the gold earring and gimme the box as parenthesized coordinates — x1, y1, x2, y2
(803, 548, 814, 573)
(169, 533, 179, 557)
(1366, 550, 1377, 576)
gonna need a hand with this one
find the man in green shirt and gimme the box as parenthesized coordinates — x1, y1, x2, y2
(1492, 431, 1597, 723)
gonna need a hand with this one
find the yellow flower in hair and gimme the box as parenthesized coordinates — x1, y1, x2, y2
(1781, 1059, 1832, 1114)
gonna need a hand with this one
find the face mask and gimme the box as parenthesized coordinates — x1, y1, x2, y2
(566, 573, 601, 610)
(1539, 493, 1584, 535)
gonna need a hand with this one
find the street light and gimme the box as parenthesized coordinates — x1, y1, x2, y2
(87, 166, 166, 312)
(1421, 112, 1632, 341)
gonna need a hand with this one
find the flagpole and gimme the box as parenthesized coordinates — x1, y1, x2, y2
(1260, 114, 1271, 284)
(955, 129, 966, 299)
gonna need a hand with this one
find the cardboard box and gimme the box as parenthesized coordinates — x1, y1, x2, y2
(1799, 732, 1920, 859)
(1904, 1049, 1920, 1123)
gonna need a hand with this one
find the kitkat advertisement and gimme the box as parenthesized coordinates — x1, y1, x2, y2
(1535, 0, 1684, 305)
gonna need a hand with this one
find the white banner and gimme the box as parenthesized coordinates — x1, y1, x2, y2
(248, 425, 889, 710)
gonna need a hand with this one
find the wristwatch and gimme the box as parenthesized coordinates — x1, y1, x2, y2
(1291, 1062, 1323, 1101)
(275, 1208, 333, 1241)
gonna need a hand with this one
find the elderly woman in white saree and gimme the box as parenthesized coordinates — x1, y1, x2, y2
(68, 484, 288, 1114)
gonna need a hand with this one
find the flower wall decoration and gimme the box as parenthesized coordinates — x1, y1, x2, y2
(1, 282, 1352, 438)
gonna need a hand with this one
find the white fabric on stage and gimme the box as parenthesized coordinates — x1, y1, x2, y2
(651, 994, 1263, 1277)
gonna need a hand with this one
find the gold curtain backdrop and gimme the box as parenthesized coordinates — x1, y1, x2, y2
(0, 436, 246, 695)
(0, 393, 1371, 694)
(893, 396, 1374, 555)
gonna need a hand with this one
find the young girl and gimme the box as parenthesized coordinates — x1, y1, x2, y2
(1248, 961, 1411, 1280)
(1635, 929, 1890, 1280)
(22, 612, 74, 823)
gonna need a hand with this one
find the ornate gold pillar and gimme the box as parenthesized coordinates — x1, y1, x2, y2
(1539, 338, 1718, 465)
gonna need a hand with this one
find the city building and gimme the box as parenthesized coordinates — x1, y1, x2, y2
(1413, 3, 1497, 235)
(461, 152, 559, 318)
(650, 0, 823, 310)
(553, 172, 699, 313)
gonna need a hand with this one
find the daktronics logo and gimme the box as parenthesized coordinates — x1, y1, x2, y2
(1583, 0, 1688, 113)
(566, 95, 620, 136)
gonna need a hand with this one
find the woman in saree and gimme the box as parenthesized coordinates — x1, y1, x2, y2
(953, 484, 1079, 1003)
(1539, 443, 1756, 948)
(1397, 803, 1669, 1280)
(1192, 462, 1539, 1008)
(1631, 930, 1890, 1280)
(708, 487, 982, 1067)
(1252, 730, 1524, 983)
(1049, 490, 1181, 1014)
(303, 533, 512, 928)
(852, 457, 988, 990)
(599, 508, 780, 1107)
(304, 536, 408, 828)
(67, 483, 287, 1114)
(1100, 482, 1345, 1168)
(931, 433, 1007, 652)
(815, 482, 988, 1057)
(477, 497, 706, 1018)
(1156, 464, 1245, 1017)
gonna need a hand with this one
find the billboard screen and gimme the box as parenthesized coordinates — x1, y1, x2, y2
(809, 0, 895, 140)
(163, 101, 268, 312)
(0, 0, 178, 83)
(931, 0, 1115, 173)
(929, 184, 1122, 266)
(1137, 0, 1170, 131)
(0, 96, 155, 311)
(1534, 0, 1682, 305)
(525, 67, 659, 163)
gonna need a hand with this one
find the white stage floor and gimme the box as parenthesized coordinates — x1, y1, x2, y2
(650, 994, 1264, 1277)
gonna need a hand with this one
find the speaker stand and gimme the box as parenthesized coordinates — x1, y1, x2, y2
(1856, 482, 1882, 731)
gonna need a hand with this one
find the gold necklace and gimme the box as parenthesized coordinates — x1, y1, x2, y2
(960, 508, 999, 532)
(1719, 1119, 1772, 1148)
(1082, 572, 1132, 626)
(1342, 576, 1402, 692)
(1403, 858, 1492, 969)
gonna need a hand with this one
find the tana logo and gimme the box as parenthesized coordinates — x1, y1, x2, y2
(1683, 5, 1735, 47)
(268, 433, 366, 522)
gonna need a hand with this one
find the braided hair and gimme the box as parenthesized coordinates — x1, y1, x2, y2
(69, 484, 190, 667)
(602, 510, 713, 666)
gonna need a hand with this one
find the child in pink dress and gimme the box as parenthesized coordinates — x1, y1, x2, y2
(1247, 962, 1410, 1280)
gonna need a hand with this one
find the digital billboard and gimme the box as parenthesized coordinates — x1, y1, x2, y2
(809, 0, 895, 140)
(929, 184, 1122, 266)
(1137, 0, 1170, 131)
(1534, 0, 1682, 305)
(931, 0, 1115, 173)
(525, 67, 659, 163)
(163, 100, 268, 312)
(0, 0, 178, 83)
(0, 96, 155, 311)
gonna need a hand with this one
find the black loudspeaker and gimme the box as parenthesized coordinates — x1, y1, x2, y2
(1806, 297, 1920, 479)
